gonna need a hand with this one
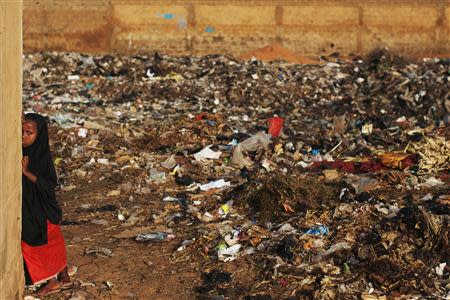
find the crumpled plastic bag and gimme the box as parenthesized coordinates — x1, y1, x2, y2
(232, 131, 271, 168)
(240, 131, 271, 152)
(231, 144, 253, 169)
(161, 154, 177, 169)
(194, 145, 222, 162)
(218, 244, 242, 262)
(200, 179, 230, 191)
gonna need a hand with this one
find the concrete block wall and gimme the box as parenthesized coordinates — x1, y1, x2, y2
(24, 0, 450, 57)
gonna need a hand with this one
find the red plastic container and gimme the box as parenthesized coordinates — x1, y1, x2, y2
(268, 117, 284, 137)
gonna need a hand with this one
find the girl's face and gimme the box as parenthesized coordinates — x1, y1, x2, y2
(22, 120, 38, 148)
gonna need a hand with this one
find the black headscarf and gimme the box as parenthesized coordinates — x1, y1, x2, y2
(22, 113, 62, 246)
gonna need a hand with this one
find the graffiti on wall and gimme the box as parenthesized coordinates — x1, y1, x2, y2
(156, 13, 187, 29)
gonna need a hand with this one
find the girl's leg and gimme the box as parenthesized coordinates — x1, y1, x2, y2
(57, 266, 71, 284)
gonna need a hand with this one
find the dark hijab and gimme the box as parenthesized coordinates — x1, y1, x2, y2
(22, 113, 62, 246)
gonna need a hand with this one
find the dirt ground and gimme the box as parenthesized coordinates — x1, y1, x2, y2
(41, 180, 262, 300)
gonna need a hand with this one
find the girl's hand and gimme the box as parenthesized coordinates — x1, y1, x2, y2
(22, 156, 30, 175)
(21, 112, 25, 124)
(22, 156, 37, 183)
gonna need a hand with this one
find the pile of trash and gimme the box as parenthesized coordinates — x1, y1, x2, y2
(23, 49, 449, 299)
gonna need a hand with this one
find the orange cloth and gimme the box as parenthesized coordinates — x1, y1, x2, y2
(22, 221, 67, 284)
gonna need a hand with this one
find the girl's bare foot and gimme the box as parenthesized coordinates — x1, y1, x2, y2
(36, 278, 61, 296)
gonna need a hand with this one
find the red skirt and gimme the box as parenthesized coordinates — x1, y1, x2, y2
(22, 221, 67, 284)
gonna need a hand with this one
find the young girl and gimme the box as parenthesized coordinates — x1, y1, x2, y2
(22, 113, 70, 296)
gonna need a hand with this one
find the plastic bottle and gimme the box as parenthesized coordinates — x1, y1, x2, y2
(136, 232, 175, 242)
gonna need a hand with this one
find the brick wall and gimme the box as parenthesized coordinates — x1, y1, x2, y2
(23, 0, 450, 57)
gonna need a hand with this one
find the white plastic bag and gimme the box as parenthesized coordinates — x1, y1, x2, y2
(194, 145, 222, 162)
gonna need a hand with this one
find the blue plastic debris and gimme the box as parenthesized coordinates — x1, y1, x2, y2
(311, 149, 320, 156)
(305, 225, 329, 236)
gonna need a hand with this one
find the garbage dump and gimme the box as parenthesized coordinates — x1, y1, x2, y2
(22, 50, 449, 299)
